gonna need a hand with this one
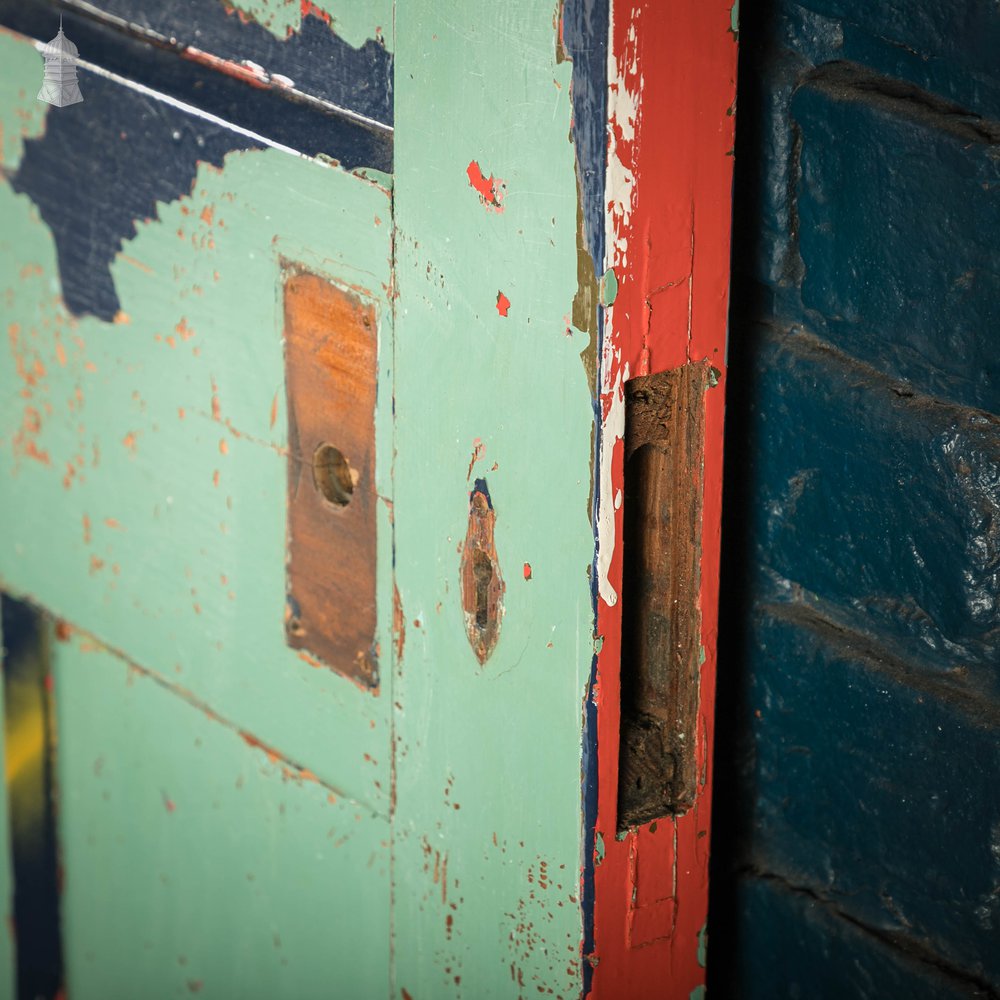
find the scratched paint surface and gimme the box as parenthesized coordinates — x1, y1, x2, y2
(0, 5, 394, 883)
(51, 626, 388, 997)
(390, 2, 595, 996)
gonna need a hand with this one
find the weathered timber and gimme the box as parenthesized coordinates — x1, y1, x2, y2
(283, 269, 379, 688)
(618, 361, 708, 828)
(459, 479, 504, 665)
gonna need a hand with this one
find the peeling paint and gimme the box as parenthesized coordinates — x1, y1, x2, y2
(224, 0, 392, 52)
(590, 1, 738, 995)
(605, 9, 641, 270)
(599, 267, 618, 307)
(11, 79, 264, 321)
(459, 479, 505, 664)
(466, 160, 506, 212)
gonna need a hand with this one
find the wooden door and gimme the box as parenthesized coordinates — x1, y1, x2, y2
(0, 2, 736, 996)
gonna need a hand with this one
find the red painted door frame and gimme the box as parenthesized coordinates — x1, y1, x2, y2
(589, 2, 737, 995)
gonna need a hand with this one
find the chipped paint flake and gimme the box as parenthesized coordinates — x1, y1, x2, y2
(599, 267, 618, 307)
(605, 8, 641, 268)
(466, 160, 506, 212)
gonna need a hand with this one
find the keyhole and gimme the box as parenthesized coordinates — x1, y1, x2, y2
(472, 549, 494, 629)
(312, 443, 354, 507)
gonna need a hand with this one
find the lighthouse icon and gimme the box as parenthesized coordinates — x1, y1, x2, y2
(37, 16, 84, 107)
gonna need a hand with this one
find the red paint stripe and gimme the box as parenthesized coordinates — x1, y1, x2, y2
(590, 2, 737, 996)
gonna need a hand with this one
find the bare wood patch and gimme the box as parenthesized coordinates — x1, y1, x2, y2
(460, 479, 504, 664)
(283, 269, 378, 688)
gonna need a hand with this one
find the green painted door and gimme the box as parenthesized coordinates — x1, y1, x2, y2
(0, 1, 738, 996)
(0, 1, 590, 995)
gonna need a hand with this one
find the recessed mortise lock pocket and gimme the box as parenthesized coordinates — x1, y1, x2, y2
(617, 360, 710, 830)
(460, 478, 504, 664)
(283, 269, 379, 688)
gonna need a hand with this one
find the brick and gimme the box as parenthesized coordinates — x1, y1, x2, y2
(721, 875, 995, 999)
(740, 325, 1000, 684)
(792, 69, 1000, 413)
(741, 605, 1000, 988)
(796, 0, 1000, 118)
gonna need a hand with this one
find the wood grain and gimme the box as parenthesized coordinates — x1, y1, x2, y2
(284, 269, 378, 688)
(617, 360, 708, 828)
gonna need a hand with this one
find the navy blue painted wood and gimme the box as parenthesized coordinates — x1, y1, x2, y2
(85, 0, 392, 125)
(561, 1, 609, 986)
(712, 0, 1000, 993)
(1, 0, 393, 323)
(0, 0, 392, 127)
(10, 73, 263, 322)
(0, 2, 392, 171)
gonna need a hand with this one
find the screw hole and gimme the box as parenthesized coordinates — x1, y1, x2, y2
(312, 443, 355, 508)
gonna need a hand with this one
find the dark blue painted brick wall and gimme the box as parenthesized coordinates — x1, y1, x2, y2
(712, 0, 1000, 995)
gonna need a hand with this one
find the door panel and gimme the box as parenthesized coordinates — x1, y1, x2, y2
(0, 1, 739, 996)
(390, 4, 595, 996)
(0, 30, 394, 815)
(54, 626, 390, 998)
(0, 18, 395, 995)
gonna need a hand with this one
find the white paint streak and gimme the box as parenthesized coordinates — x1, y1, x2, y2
(241, 58, 268, 79)
(62, 54, 308, 159)
(596, 357, 628, 607)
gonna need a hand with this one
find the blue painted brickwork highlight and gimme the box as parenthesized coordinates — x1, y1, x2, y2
(711, 0, 1000, 994)
(733, 876, 997, 1000)
(795, 1, 1000, 119)
(794, 68, 1000, 414)
(745, 327, 999, 683)
(748, 608, 1000, 987)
